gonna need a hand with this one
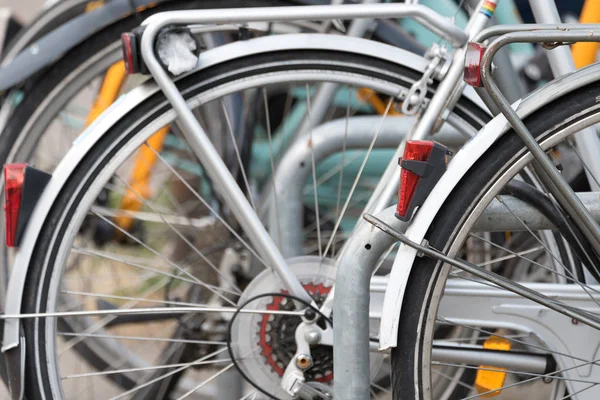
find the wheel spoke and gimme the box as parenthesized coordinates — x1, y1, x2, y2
(145, 143, 267, 266)
(305, 83, 323, 258)
(62, 358, 230, 380)
(332, 87, 352, 257)
(108, 348, 228, 400)
(221, 99, 257, 212)
(58, 331, 226, 346)
(262, 87, 284, 251)
(322, 97, 394, 258)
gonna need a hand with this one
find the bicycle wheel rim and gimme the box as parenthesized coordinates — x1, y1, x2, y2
(22, 51, 485, 399)
(399, 85, 600, 400)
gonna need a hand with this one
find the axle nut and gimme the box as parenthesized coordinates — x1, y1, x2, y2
(295, 354, 313, 370)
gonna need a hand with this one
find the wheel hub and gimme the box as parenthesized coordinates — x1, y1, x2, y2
(257, 282, 333, 382)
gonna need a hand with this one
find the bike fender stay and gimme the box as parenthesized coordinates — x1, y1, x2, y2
(378, 61, 600, 350)
(1, 33, 483, 351)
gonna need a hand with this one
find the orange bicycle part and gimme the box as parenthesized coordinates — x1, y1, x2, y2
(356, 88, 400, 116)
(474, 335, 511, 398)
(84, 61, 127, 127)
(114, 127, 170, 233)
(572, 0, 600, 68)
(84, 60, 168, 232)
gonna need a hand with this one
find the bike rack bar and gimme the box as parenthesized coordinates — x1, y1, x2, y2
(333, 205, 407, 400)
(269, 115, 465, 257)
(141, 3, 468, 47)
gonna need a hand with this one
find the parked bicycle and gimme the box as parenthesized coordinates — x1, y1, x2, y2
(3, 1, 600, 400)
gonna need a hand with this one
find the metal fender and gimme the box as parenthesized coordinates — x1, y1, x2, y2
(379, 61, 600, 350)
(1, 32, 487, 350)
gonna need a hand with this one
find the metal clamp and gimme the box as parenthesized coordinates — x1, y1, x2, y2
(401, 43, 447, 115)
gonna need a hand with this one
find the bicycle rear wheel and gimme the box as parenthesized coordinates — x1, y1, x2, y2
(392, 79, 600, 399)
(20, 49, 485, 399)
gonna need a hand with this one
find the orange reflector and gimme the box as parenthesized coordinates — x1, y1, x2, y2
(4, 164, 27, 247)
(475, 335, 511, 397)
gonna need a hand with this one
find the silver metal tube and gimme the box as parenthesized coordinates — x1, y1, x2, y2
(365, 214, 600, 331)
(291, 8, 377, 145)
(529, 1, 600, 191)
(333, 206, 408, 400)
(140, 19, 313, 304)
(432, 344, 549, 374)
(409, 0, 493, 141)
(141, 4, 468, 47)
(473, 23, 600, 43)
(270, 115, 465, 257)
(473, 192, 600, 232)
(480, 29, 600, 260)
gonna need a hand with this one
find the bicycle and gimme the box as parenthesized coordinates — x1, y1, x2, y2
(5, 0, 594, 398)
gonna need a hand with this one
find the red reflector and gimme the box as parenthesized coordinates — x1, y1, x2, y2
(4, 164, 26, 247)
(463, 42, 485, 87)
(121, 33, 136, 75)
(397, 141, 434, 219)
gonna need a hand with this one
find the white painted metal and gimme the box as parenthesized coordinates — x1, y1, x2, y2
(379, 61, 600, 350)
(440, 280, 600, 399)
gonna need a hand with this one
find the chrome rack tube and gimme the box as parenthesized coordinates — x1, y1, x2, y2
(140, 3, 468, 47)
(472, 23, 600, 43)
(479, 29, 600, 261)
(269, 115, 465, 258)
(471, 24, 600, 116)
(140, 13, 313, 304)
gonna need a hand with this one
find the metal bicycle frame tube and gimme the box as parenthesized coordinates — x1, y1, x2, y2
(355, 0, 496, 225)
(138, 3, 469, 305)
(481, 29, 600, 262)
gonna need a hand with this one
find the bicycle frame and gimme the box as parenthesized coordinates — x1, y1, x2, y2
(5, 1, 600, 399)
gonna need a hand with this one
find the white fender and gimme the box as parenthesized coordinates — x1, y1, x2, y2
(378, 62, 600, 350)
(2, 33, 486, 350)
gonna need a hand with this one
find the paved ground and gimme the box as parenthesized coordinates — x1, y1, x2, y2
(0, 0, 45, 23)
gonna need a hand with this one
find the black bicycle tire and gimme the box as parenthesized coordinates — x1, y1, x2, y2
(391, 80, 600, 400)
(20, 49, 489, 399)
